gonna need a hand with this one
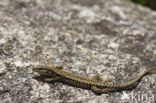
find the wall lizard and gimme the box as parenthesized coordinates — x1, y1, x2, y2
(33, 65, 156, 94)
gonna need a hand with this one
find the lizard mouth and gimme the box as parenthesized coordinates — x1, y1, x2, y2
(33, 69, 54, 82)
(33, 65, 59, 81)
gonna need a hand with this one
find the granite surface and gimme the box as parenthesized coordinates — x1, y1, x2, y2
(0, 0, 156, 103)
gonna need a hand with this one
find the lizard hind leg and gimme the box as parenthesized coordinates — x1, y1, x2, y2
(55, 66, 63, 69)
(43, 77, 62, 83)
(93, 74, 112, 82)
(91, 86, 117, 94)
(48, 64, 63, 70)
(93, 74, 103, 81)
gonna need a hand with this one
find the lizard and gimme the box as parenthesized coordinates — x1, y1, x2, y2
(33, 65, 156, 94)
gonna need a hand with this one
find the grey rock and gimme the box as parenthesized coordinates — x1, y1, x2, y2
(0, 0, 155, 103)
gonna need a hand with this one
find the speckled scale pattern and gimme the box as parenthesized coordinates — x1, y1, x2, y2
(33, 65, 156, 94)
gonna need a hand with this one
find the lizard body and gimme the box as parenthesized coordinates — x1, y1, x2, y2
(33, 65, 156, 94)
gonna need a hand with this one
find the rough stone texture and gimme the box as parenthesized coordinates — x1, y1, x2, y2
(0, 0, 155, 103)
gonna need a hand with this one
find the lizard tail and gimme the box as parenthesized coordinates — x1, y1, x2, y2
(116, 68, 156, 88)
(148, 68, 156, 73)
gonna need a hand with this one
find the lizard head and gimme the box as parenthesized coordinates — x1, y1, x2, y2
(33, 65, 62, 77)
(33, 65, 61, 81)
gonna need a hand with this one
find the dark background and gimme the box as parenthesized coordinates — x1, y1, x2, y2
(131, 0, 156, 10)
